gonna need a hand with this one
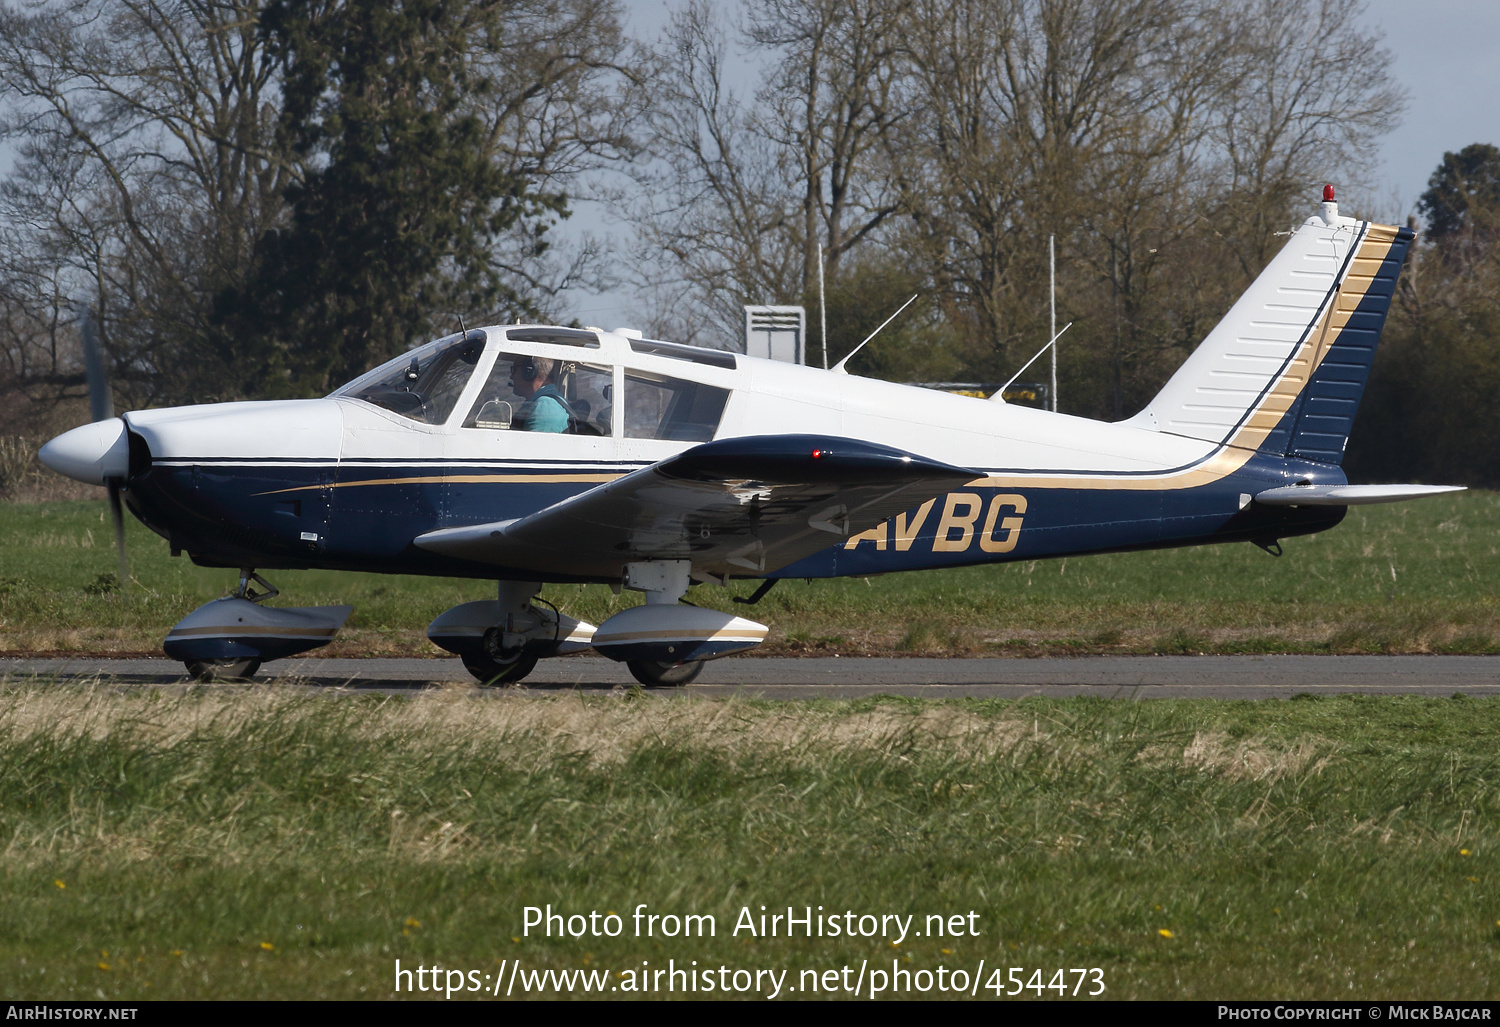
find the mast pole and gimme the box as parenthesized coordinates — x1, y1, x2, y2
(1049, 234, 1057, 412)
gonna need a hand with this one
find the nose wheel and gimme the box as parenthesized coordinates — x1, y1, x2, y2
(627, 659, 705, 688)
(185, 658, 262, 682)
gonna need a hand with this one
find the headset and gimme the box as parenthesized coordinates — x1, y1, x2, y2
(512, 356, 568, 387)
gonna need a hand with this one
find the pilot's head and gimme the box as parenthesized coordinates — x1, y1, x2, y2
(509, 356, 557, 398)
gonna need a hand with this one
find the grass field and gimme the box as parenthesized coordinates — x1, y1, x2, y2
(3, 491, 1499, 657)
(0, 686, 1494, 1000)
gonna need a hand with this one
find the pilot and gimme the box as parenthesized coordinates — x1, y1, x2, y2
(510, 356, 571, 432)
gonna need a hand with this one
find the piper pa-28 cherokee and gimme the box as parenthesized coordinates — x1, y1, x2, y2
(39, 188, 1462, 685)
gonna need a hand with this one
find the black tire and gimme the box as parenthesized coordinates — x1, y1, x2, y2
(627, 659, 705, 688)
(462, 652, 539, 686)
(185, 658, 261, 682)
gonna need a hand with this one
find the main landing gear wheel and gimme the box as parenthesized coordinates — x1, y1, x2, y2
(462, 652, 539, 686)
(627, 659, 705, 688)
(185, 658, 261, 682)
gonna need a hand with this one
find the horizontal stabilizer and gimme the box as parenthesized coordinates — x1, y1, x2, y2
(1254, 483, 1466, 507)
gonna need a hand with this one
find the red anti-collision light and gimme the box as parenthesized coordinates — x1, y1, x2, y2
(811, 449, 825, 459)
(1323, 183, 1335, 202)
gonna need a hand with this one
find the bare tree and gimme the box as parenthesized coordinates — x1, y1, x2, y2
(748, 0, 909, 291)
(0, 0, 642, 406)
(0, 0, 292, 405)
(888, 0, 1403, 410)
(630, 0, 909, 344)
(1208, 0, 1406, 274)
(629, 0, 801, 343)
(466, 0, 646, 322)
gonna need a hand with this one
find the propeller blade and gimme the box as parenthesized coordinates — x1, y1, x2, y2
(80, 305, 114, 423)
(85, 304, 127, 589)
(107, 479, 129, 590)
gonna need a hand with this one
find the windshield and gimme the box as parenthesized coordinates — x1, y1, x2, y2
(334, 330, 487, 425)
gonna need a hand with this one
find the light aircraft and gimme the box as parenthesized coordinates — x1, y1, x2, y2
(38, 188, 1462, 685)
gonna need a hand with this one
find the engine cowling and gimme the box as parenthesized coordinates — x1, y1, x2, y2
(591, 605, 767, 664)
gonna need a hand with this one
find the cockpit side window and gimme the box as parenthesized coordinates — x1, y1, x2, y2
(463, 350, 614, 436)
(339, 330, 487, 425)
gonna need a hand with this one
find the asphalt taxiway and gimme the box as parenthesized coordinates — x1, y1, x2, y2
(3, 654, 1499, 698)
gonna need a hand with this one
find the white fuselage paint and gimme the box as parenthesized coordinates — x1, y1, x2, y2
(125, 338, 1214, 484)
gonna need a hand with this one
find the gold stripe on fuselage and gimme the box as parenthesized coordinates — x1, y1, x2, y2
(255, 472, 622, 496)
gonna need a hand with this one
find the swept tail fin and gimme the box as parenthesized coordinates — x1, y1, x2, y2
(1126, 197, 1414, 466)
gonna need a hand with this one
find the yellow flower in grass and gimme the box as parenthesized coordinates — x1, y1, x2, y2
(1158, 929, 1174, 939)
(54, 880, 65, 889)
(260, 942, 274, 951)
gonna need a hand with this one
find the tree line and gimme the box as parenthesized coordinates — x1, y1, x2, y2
(0, 0, 1493, 484)
(0, 0, 638, 407)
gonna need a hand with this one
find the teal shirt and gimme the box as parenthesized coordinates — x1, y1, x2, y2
(518, 385, 570, 433)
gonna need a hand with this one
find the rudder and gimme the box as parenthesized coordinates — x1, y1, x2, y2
(1273, 223, 1412, 464)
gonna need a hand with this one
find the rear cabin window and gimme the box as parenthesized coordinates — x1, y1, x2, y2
(624, 370, 729, 442)
(463, 351, 613, 436)
(341, 331, 486, 425)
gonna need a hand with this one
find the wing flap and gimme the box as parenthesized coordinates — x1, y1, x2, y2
(415, 434, 978, 578)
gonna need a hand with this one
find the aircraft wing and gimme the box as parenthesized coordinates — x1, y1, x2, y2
(413, 434, 979, 579)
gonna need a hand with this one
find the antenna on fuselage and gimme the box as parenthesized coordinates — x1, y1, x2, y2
(831, 293, 918, 375)
(993, 322, 1074, 403)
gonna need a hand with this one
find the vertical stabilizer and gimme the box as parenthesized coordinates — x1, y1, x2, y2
(1126, 193, 1413, 466)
